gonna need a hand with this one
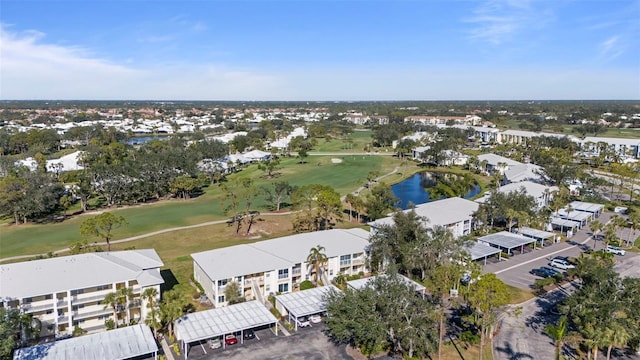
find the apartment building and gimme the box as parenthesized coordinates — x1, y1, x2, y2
(192, 228, 370, 307)
(0, 250, 163, 338)
(579, 136, 640, 159)
(368, 197, 479, 238)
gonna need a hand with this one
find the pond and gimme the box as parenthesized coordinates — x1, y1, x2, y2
(391, 172, 481, 210)
(125, 135, 169, 145)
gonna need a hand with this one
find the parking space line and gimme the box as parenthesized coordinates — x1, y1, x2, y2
(200, 342, 207, 354)
(255, 334, 261, 341)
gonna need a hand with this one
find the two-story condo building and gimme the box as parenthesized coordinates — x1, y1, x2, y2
(368, 197, 479, 239)
(0, 250, 163, 338)
(192, 228, 369, 308)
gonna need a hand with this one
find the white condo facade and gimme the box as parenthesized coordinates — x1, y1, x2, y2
(368, 197, 479, 239)
(192, 228, 370, 308)
(0, 250, 164, 338)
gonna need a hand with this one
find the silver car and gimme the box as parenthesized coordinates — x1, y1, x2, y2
(605, 245, 626, 256)
(549, 258, 575, 270)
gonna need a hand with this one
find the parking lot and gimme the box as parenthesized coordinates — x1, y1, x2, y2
(183, 321, 355, 360)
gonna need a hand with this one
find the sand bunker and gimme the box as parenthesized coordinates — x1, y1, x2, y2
(331, 158, 343, 164)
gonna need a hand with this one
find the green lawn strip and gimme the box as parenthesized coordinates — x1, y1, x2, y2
(505, 284, 535, 304)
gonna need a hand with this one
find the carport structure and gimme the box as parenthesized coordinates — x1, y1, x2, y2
(550, 217, 581, 236)
(275, 285, 340, 331)
(570, 201, 604, 218)
(518, 227, 556, 247)
(174, 300, 278, 359)
(478, 231, 537, 256)
(465, 241, 503, 265)
(557, 209, 592, 228)
(13, 324, 158, 360)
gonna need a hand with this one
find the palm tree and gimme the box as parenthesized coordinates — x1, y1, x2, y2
(306, 245, 328, 285)
(142, 288, 160, 337)
(545, 316, 568, 360)
(603, 322, 632, 360)
(590, 220, 604, 249)
(626, 213, 639, 248)
(160, 289, 186, 338)
(117, 287, 135, 325)
(103, 292, 119, 326)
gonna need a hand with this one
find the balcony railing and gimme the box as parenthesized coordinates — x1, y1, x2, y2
(72, 293, 109, 305)
(73, 308, 112, 320)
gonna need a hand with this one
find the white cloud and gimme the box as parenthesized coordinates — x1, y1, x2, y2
(464, 0, 548, 45)
(0, 25, 283, 100)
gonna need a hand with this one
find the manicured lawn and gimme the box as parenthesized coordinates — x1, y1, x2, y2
(0, 154, 398, 259)
(313, 130, 373, 152)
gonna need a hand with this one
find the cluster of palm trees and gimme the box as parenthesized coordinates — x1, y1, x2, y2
(590, 212, 640, 249)
(102, 286, 184, 339)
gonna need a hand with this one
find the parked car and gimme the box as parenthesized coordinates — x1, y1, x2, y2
(530, 266, 562, 278)
(605, 245, 626, 256)
(225, 334, 238, 346)
(208, 338, 222, 349)
(296, 317, 311, 328)
(244, 329, 256, 340)
(552, 256, 572, 263)
(309, 314, 322, 323)
(549, 258, 575, 270)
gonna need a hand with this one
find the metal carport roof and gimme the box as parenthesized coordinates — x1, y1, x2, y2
(569, 201, 604, 214)
(175, 300, 278, 345)
(465, 241, 503, 261)
(13, 324, 157, 360)
(558, 210, 592, 223)
(478, 231, 536, 250)
(550, 218, 581, 228)
(275, 285, 340, 319)
(518, 227, 555, 240)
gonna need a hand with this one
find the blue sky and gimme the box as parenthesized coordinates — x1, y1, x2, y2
(1, 0, 639, 100)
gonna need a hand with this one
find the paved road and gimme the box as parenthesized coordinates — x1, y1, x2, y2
(491, 211, 640, 360)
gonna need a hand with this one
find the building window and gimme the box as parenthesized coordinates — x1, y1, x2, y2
(340, 255, 351, 266)
(217, 295, 225, 303)
(278, 283, 289, 293)
(217, 279, 228, 287)
(265, 285, 270, 292)
(278, 269, 289, 280)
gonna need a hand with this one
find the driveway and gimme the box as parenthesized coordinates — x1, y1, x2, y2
(184, 323, 355, 360)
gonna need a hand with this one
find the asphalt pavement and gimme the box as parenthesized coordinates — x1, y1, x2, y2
(491, 211, 640, 360)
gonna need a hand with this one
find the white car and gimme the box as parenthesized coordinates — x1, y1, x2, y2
(605, 245, 626, 256)
(549, 258, 575, 270)
(309, 314, 322, 323)
(296, 317, 311, 328)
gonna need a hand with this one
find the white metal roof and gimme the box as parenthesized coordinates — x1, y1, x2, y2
(551, 217, 581, 228)
(569, 201, 605, 213)
(0, 250, 164, 300)
(175, 300, 277, 344)
(477, 153, 521, 167)
(478, 231, 536, 250)
(465, 241, 503, 261)
(558, 210, 592, 222)
(275, 285, 340, 318)
(517, 227, 555, 240)
(369, 197, 479, 229)
(13, 324, 157, 360)
(497, 181, 557, 200)
(347, 274, 426, 293)
(192, 228, 370, 281)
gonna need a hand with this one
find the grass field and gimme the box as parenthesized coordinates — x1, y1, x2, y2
(312, 129, 373, 152)
(0, 154, 398, 259)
